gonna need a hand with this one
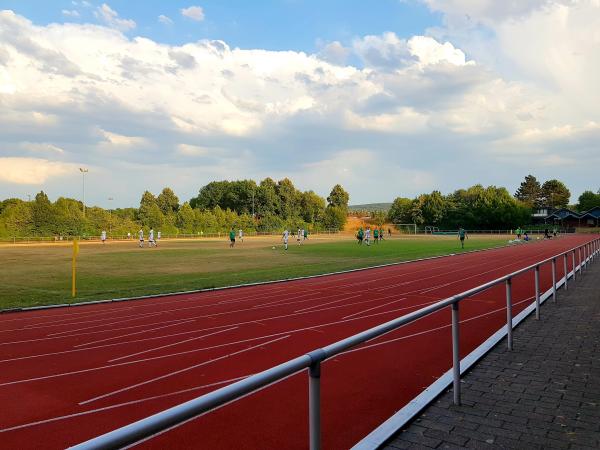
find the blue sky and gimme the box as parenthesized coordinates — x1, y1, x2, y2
(1, 1, 599, 207)
(2, 0, 440, 52)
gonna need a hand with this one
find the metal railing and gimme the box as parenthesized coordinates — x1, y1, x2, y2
(70, 237, 600, 450)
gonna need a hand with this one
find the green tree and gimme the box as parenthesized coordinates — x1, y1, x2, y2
(387, 197, 413, 224)
(321, 206, 347, 230)
(576, 190, 600, 212)
(327, 184, 350, 209)
(299, 190, 325, 223)
(256, 178, 280, 217)
(276, 178, 298, 219)
(31, 191, 55, 235)
(541, 179, 570, 208)
(156, 187, 180, 215)
(514, 174, 542, 208)
(421, 191, 446, 225)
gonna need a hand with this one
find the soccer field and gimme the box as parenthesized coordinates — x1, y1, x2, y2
(0, 235, 509, 310)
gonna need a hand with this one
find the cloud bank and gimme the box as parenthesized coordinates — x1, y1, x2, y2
(0, 3, 599, 206)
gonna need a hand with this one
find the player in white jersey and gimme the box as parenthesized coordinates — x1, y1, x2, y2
(101, 230, 106, 244)
(157, 231, 161, 243)
(365, 227, 371, 246)
(282, 229, 289, 250)
(138, 229, 144, 247)
(149, 228, 156, 247)
(239, 229, 244, 242)
(297, 229, 302, 245)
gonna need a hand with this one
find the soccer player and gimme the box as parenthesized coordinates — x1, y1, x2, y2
(297, 228, 302, 245)
(138, 228, 144, 248)
(458, 227, 467, 249)
(516, 227, 522, 240)
(101, 230, 106, 244)
(373, 227, 379, 243)
(157, 231, 161, 243)
(282, 229, 289, 250)
(239, 229, 244, 242)
(304, 229, 308, 240)
(388, 228, 392, 237)
(365, 227, 371, 246)
(379, 227, 384, 241)
(149, 228, 156, 247)
(357, 227, 364, 244)
(229, 228, 236, 248)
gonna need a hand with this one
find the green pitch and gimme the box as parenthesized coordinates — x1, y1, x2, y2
(0, 236, 507, 310)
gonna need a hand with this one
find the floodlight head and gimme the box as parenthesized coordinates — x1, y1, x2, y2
(79, 168, 88, 173)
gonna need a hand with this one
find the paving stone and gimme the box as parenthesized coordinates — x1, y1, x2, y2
(380, 255, 600, 449)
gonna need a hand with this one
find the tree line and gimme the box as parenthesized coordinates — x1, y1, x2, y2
(514, 175, 599, 211)
(0, 179, 350, 237)
(387, 176, 598, 230)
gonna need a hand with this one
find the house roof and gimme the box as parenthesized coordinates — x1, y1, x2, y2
(545, 208, 581, 220)
(580, 206, 600, 219)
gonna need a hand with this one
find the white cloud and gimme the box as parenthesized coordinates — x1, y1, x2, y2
(62, 9, 80, 18)
(20, 142, 65, 155)
(181, 6, 205, 22)
(158, 14, 174, 25)
(0, 157, 76, 184)
(0, 7, 599, 204)
(100, 130, 147, 147)
(94, 3, 136, 31)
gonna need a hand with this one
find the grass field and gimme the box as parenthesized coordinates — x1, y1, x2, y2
(0, 235, 509, 310)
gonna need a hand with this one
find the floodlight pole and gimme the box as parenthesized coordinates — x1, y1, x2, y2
(108, 197, 114, 233)
(79, 168, 89, 217)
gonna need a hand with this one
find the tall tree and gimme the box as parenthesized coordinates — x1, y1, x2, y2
(387, 197, 413, 224)
(541, 179, 570, 208)
(276, 178, 298, 219)
(514, 175, 542, 208)
(156, 188, 180, 215)
(327, 184, 349, 209)
(577, 190, 600, 212)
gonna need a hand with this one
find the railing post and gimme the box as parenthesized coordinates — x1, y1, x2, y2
(563, 254, 568, 290)
(451, 302, 460, 405)
(534, 265, 540, 320)
(552, 258, 557, 303)
(505, 278, 513, 350)
(578, 247, 583, 275)
(309, 362, 321, 450)
(572, 251, 576, 282)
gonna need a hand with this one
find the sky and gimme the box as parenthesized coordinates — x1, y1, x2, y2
(0, 0, 599, 208)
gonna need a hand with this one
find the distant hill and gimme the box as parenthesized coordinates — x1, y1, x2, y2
(348, 202, 392, 212)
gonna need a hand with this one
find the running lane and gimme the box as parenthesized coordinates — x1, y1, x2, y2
(0, 235, 594, 449)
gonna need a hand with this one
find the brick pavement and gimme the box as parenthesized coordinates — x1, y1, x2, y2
(382, 257, 600, 449)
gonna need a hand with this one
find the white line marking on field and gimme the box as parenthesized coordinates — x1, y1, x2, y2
(0, 375, 251, 433)
(294, 294, 362, 313)
(107, 327, 239, 362)
(74, 319, 197, 348)
(341, 298, 407, 319)
(78, 335, 291, 405)
(47, 311, 166, 336)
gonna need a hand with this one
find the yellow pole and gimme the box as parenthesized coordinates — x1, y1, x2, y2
(72, 239, 79, 297)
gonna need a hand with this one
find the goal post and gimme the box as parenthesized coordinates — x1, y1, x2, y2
(393, 223, 417, 234)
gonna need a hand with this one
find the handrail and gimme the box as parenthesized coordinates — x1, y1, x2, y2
(69, 237, 600, 450)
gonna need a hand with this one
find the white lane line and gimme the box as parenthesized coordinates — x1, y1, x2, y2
(294, 294, 362, 313)
(341, 298, 407, 320)
(107, 327, 239, 362)
(0, 334, 289, 389)
(78, 334, 291, 405)
(340, 296, 533, 356)
(0, 309, 140, 333)
(0, 375, 251, 434)
(252, 290, 323, 308)
(47, 311, 167, 336)
(0, 317, 196, 347)
(74, 319, 197, 348)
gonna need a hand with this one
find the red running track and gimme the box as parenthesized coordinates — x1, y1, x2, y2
(0, 235, 594, 449)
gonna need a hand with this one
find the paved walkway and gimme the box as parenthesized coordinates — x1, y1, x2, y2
(383, 258, 600, 450)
